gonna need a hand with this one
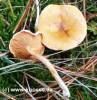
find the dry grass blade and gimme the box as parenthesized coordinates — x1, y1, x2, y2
(25, 73, 64, 100)
(83, 0, 86, 17)
(11, 77, 36, 100)
(78, 55, 97, 72)
(0, 37, 6, 47)
(35, 0, 40, 30)
(0, 60, 31, 71)
(13, 0, 33, 33)
(51, 69, 97, 97)
(56, 67, 97, 82)
(86, 13, 97, 21)
(25, 72, 49, 87)
(0, 91, 16, 100)
(23, 72, 33, 96)
(65, 55, 97, 82)
(0, 52, 8, 57)
(8, 0, 15, 17)
(49, 55, 97, 92)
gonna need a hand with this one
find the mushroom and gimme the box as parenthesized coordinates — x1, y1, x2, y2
(9, 30, 44, 59)
(37, 4, 87, 50)
(9, 29, 70, 99)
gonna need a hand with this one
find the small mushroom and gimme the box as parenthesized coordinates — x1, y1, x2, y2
(9, 29, 70, 98)
(37, 4, 87, 50)
(9, 30, 44, 59)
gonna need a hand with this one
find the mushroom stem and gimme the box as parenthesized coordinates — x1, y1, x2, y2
(27, 47, 70, 99)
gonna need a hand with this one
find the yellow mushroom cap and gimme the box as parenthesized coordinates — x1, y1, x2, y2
(38, 4, 87, 50)
(9, 30, 44, 59)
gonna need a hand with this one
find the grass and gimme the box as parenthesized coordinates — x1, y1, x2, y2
(0, 0, 97, 99)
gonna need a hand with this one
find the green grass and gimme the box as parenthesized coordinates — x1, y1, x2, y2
(0, 0, 97, 99)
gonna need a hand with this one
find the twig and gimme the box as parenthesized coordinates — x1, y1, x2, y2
(13, 0, 33, 33)
(35, 0, 40, 31)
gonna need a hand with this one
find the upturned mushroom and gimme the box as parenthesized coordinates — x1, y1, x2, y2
(37, 4, 87, 50)
(9, 29, 70, 98)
